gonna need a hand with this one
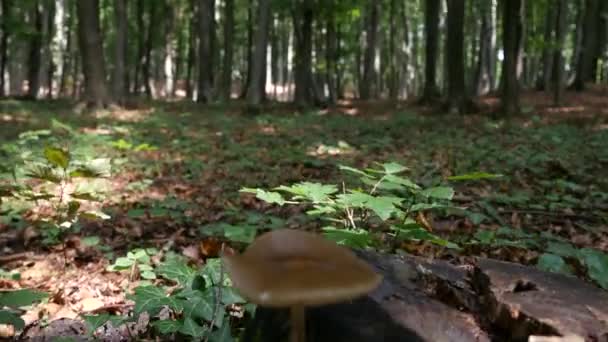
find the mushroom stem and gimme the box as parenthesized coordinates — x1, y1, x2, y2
(289, 305, 306, 342)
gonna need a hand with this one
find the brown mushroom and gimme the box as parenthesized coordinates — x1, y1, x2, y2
(221, 229, 382, 342)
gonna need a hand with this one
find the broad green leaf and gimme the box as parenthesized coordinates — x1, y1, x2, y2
(0, 310, 25, 330)
(219, 287, 245, 306)
(67, 201, 80, 218)
(200, 259, 229, 287)
(391, 225, 459, 249)
(80, 210, 110, 220)
(578, 248, 608, 290)
(474, 230, 495, 244)
(240, 188, 285, 205)
(131, 249, 150, 264)
(0, 289, 47, 307)
(410, 202, 447, 212)
(536, 253, 573, 275)
(338, 165, 374, 178)
(383, 174, 420, 189)
(275, 182, 337, 203)
(44, 147, 70, 169)
(209, 322, 234, 342)
(157, 259, 196, 286)
(25, 165, 61, 183)
(364, 196, 403, 221)
(70, 192, 101, 201)
(447, 172, 503, 181)
(81, 236, 101, 247)
(336, 192, 372, 207)
(306, 204, 337, 216)
(82, 314, 124, 334)
(203, 223, 257, 243)
(140, 270, 157, 280)
(380, 162, 408, 174)
(546, 242, 578, 258)
(112, 257, 134, 269)
(322, 227, 373, 248)
(179, 289, 215, 322)
(152, 319, 182, 334)
(130, 286, 183, 315)
(421, 187, 454, 200)
(179, 317, 207, 338)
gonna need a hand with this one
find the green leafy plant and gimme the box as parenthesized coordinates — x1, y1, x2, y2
(0, 289, 47, 331)
(242, 162, 458, 249)
(107, 248, 159, 281)
(1, 146, 110, 256)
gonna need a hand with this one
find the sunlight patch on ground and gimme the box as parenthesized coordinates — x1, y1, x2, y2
(95, 108, 153, 122)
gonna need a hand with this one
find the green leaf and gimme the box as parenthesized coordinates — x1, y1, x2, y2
(44, 147, 70, 169)
(70, 192, 101, 202)
(131, 249, 150, 264)
(25, 164, 62, 183)
(157, 259, 196, 286)
(391, 225, 459, 249)
(474, 230, 495, 244)
(338, 165, 374, 178)
(447, 172, 503, 181)
(0, 310, 25, 330)
(112, 257, 134, 269)
(410, 202, 447, 212)
(219, 287, 245, 306)
(380, 162, 408, 174)
(0, 289, 47, 308)
(80, 210, 110, 220)
(537, 253, 573, 275)
(152, 319, 182, 334)
(67, 201, 80, 218)
(578, 248, 608, 290)
(240, 188, 285, 205)
(129, 286, 183, 316)
(140, 270, 157, 280)
(209, 322, 234, 342)
(421, 187, 454, 200)
(364, 196, 403, 221)
(82, 314, 120, 334)
(383, 174, 420, 189)
(179, 289, 215, 322)
(275, 182, 338, 203)
(546, 242, 578, 258)
(179, 317, 207, 338)
(81, 236, 101, 247)
(322, 227, 373, 248)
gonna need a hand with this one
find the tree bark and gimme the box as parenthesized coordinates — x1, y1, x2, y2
(474, 0, 495, 95)
(360, 1, 379, 100)
(246, 0, 271, 107)
(293, 0, 317, 107)
(76, 0, 110, 107)
(197, 0, 213, 102)
(0, 0, 11, 97)
(185, 0, 197, 99)
(388, 0, 398, 99)
(573, 0, 600, 90)
(326, 4, 338, 104)
(445, 0, 468, 114)
(27, 0, 43, 99)
(51, 0, 68, 98)
(113, 0, 128, 103)
(134, 0, 144, 94)
(220, 0, 234, 101)
(501, 0, 522, 116)
(421, 0, 441, 102)
(538, 3, 556, 91)
(162, 3, 176, 98)
(142, 0, 156, 97)
(241, 0, 254, 98)
(552, 0, 567, 105)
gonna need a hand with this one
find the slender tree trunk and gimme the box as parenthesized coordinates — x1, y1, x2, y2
(241, 0, 254, 98)
(538, 3, 556, 90)
(326, 5, 338, 104)
(27, 0, 42, 99)
(76, 0, 110, 107)
(142, 0, 156, 97)
(474, 0, 494, 95)
(185, 0, 197, 99)
(445, 0, 468, 114)
(220, 0, 234, 100)
(552, 0, 567, 105)
(0, 0, 11, 97)
(43, 1, 54, 98)
(501, 0, 522, 116)
(51, 0, 68, 98)
(421, 0, 441, 102)
(246, 0, 271, 107)
(388, 0, 398, 99)
(293, 0, 317, 107)
(361, 1, 379, 100)
(197, 0, 213, 102)
(59, 0, 74, 97)
(113, 0, 128, 103)
(134, 0, 144, 94)
(573, 0, 600, 90)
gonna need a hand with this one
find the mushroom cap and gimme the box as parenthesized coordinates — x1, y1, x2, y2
(221, 229, 382, 307)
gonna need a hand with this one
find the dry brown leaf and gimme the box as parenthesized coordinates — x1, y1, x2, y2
(79, 297, 105, 312)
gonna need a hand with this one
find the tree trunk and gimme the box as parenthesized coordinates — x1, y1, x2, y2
(573, 0, 600, 90)
(501, 0, 522, 116)
(76, 0, 110, 107)
(142, 0, 156, 97)
(552, 0, 567, 105)
(538, 3, 556, 91)
(220, 0, 234, 101)
(241, 0, 254, 98)
(27, 0, 43, 99)
(113, 0, 128, 103)
(246, 0, 271, 107)
(388, 0, 398, 99)
(197, 0, 213, 102)
(361, 1, 379, 100)
(293, 0, 317, 107)
(0, 0, 11, 97)
(445, 0, 468, 114)
(185, 0, 197, 99)
(421, 0, 441, 102)
(326, 5, 338, 104)
(162, 3, 175, 98)
(134, 0, 144, 94)
(59, 0, 75, 97)
(51, 0, 68, 98)
(474, 0, 494, 95)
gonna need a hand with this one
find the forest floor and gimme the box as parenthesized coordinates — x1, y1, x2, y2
(0, 90, 607, 340)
